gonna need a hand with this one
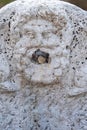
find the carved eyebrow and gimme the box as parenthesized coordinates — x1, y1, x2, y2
(42, 29, 53, 32)
(23, 26, 35, 32)
(24, 29, 35, 33)
(23, 29, 36, 36)
(42, 29, 57, 34)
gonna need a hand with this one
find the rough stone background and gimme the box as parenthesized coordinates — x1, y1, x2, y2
(61, 0, 87, 10)
(0, 0, 87, 130)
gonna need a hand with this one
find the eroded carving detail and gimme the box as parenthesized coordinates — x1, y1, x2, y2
(0, 0, 87, 130)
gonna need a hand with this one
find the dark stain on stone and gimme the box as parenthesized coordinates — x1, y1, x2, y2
(31, 49, 50, 64)
(8, 21, 11, 28)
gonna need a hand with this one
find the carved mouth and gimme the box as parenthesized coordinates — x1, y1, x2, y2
(31, 49, 51, 64)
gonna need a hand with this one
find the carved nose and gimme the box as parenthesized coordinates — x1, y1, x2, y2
(37, 34, 43, 45)
(31, 49, 50, 64)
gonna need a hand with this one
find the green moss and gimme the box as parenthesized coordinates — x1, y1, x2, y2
(0, 0, 13, 7)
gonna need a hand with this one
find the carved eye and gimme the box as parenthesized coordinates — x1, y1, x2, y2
(42, 32, 52, 39)
(25, 30, 35, 39)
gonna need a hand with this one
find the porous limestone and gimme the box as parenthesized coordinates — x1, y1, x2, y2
(0, 0, 87, 130)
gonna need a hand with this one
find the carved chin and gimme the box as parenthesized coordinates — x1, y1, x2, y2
(24, 65, 61, 85)
(31, 74, 56, 84)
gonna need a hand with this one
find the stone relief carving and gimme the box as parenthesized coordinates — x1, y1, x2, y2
(0, 0, 87, 130)
(13, 18, 70, 85)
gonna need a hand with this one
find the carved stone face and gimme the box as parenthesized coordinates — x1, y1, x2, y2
(14, 19, 69, 85)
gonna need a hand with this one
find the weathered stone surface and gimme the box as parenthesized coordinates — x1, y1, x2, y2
(0, 0, 87, 130)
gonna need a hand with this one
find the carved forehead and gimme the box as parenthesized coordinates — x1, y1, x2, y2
(28, 19, 53, 26)
(23, 19, 57, 32)
(16, 4, 67, 31)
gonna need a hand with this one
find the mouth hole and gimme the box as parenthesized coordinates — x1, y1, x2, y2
(31, 49, 51, 64)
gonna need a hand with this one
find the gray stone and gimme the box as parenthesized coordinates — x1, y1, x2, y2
(0, 0, 87, 129)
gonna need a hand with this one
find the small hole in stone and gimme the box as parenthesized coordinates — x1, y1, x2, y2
(8, 39, 10, 41)
(8, 22, 11, 28)
(10, 16, 12, 19)
(81, 62, 84, 64)
(72, 67, 75, 70)
(34, 120, 37, 122)
(66, 45, 69, 49)
(3, 19, 6, 22)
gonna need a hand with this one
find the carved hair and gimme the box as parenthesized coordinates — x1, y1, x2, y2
(17, 4, 67, 31)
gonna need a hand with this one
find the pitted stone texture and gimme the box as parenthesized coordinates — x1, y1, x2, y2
(0, 0, 87, 130)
